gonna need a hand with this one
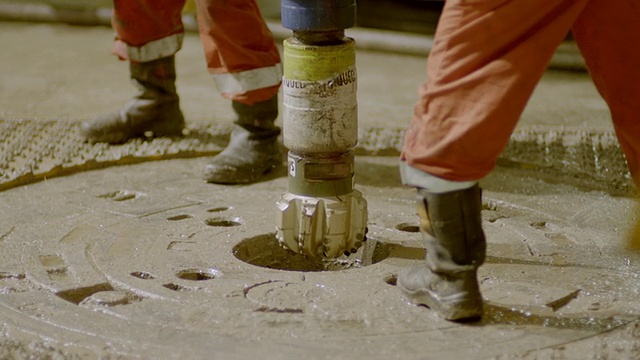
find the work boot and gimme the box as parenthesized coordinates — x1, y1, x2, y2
(203, 95, 282, 184)
(80, 56, 185, 143)
(397, 184, 486, 321)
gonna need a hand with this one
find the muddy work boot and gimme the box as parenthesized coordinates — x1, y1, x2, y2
(397, 184, 486, 321)
(80, 56, 185, 143)
(203, 95, 281, 184)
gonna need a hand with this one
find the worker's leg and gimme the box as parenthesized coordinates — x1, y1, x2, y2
(572, 0, 640, 187)
(397, 0, 590, 321)
(401, 0, 590, 184)
(80, 0, 187, 143)
(194, 0, 281, 104)
(195, 0, 283, 184)
(111, 0, 186, 61)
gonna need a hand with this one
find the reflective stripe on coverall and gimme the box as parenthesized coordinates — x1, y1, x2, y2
(110, 0, 281, 105)
(401, 0, 640, 187)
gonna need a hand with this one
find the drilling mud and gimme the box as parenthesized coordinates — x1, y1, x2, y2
(1, 18, 636, 358)
(1, 151, 639, 359)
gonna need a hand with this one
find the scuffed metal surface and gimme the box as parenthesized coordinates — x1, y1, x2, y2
(501, 127, 632, 195)
(0, 156, 639, 359)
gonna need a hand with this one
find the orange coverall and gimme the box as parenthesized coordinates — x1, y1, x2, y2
(110, 0, 281, 105)
(401, 0, 640, 187)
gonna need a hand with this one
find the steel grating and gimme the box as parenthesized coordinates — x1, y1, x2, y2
(0, 119, 632, 194)
(0, 119, 231, 192)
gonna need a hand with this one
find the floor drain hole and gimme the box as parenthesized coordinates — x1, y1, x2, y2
(233, 234, 390, 272)
(56, 283, 114, 304)
(163, 283, 190, 292)
(384, 274, 398, 286)
(167, 214, 192, 221)
(0, 272, 25, 280)
(97, 190, 140, 201)
(207, 207, 229, 213)
(396, 223, 419, 233)
(131, 271, 156, 280)
(205, 217, 241, 227)
(530, 221, 548, 229)
(47, 267, 68, 281)
(176, 268, 218, 281)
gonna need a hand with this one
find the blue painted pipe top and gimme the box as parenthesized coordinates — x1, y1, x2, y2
(281, 0, 357, 31)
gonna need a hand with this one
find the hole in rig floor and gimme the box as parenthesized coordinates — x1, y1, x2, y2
(233, 234, 390, 272)
(176, 268, 218, 281)
(205, 217, 241, 227)
(396, 223, 419, 233)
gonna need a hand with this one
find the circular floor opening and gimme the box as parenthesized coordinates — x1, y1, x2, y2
(205, 217, 242, 227)
(176, 268, 219, 281)
(396, 222, 419, 233)
(233, 234, 390, 272)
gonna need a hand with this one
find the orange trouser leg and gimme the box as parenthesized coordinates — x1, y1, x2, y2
(572, 0, 640, 187)
(195, 0, 282, 105)
(401, 0, 589, 182)
(112, 0, 186, 47)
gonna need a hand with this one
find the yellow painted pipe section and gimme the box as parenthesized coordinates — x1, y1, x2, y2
(283, 38, 355, 82)
(184, 0, 196, 14)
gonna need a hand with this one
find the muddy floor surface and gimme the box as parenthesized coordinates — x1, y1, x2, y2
(1, 156, 639, 360)
(1, 19, 639, 360)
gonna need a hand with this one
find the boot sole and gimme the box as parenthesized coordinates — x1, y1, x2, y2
(203, 161, 281, 184)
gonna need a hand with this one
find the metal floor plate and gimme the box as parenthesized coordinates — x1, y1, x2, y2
(0, 118, 632, 195)
(1, 155, 639, 359)
(0, 119, 638, 359)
